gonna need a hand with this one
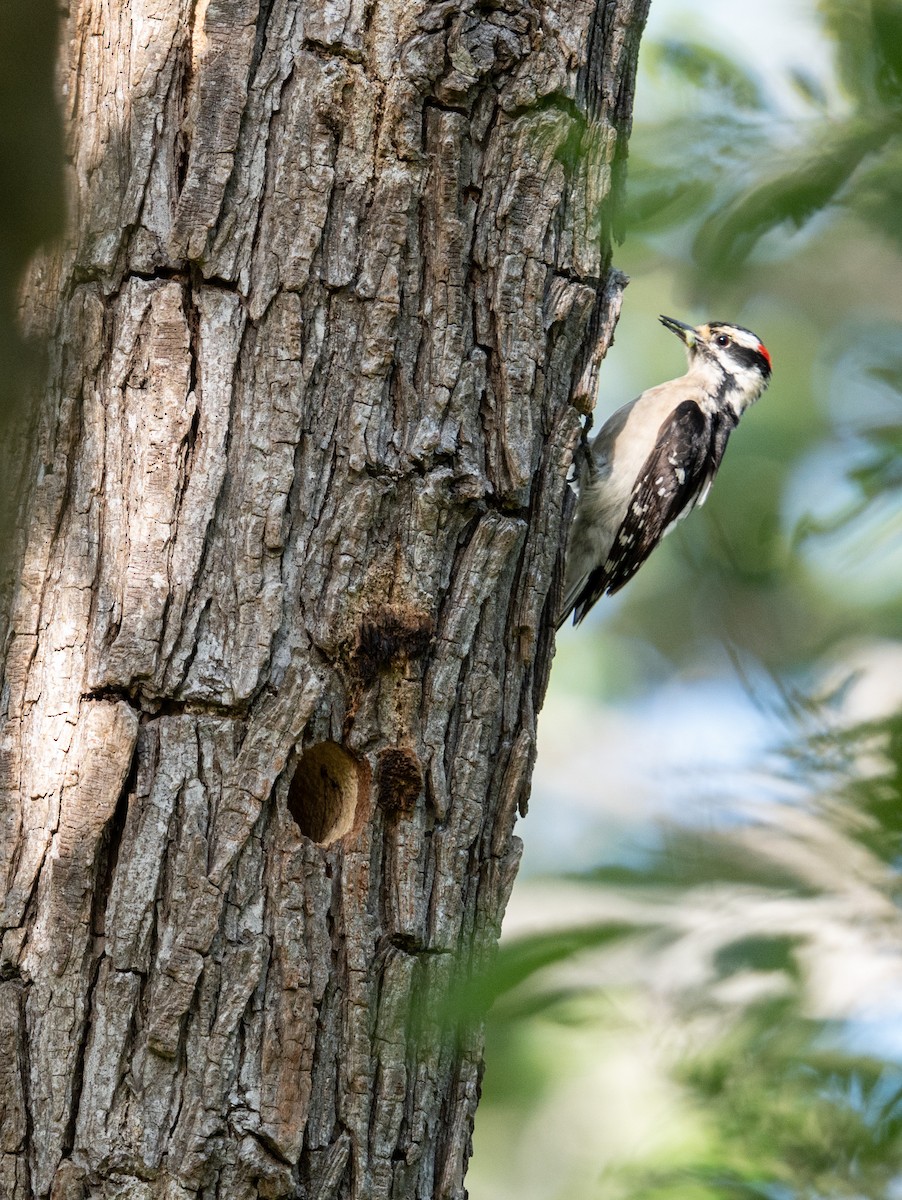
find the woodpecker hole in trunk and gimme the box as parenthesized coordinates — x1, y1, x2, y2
(288, 742, 365, 845)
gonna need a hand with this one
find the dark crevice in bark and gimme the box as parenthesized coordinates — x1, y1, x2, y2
(181, 271, 203, 450)
(242, 69, 300, 323)
(164, 1068, 188, 1159)
(250, 0, 278, 80)
(383, 932, 452, 957)
(74, 261, 245, 309)
(505, 89, 586, 125)
(222, 13, 303, 297)
(168, 594, 211, 698)
(184, 399, 202, 475)
(201, 271, 245, 293)
(16, 983, 35, 1196)
(194, 722, 217, 868)
(0, 862, 42, 973)
(80, 685, 143, 710)
(61, 736, 140, 1157)
(42, 378, 87, 588)
(423, 97, 473, 121)
(62, 953, 102, 1159)
(176, 114, 191, 201)
(176, 8, 198, 198)
(303, 36, 366, 66)
(248, 1127, 294, 1168)
(94, 738, 138, 937)
(162, 299, 252, 700)
(552, 265, 606, 290)
(309, 1130, 352, 1200)
(148, 693, 248, 719)
(82, 684, 246, 720)
(121, 266, 245, 295)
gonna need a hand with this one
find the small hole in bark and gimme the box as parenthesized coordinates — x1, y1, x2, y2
(288, 742, 363, 846)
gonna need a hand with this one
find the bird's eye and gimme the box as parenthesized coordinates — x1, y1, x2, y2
(715, 333, 731, 347)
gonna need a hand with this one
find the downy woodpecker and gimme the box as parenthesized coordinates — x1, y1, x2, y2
(559, 315, 772, 627)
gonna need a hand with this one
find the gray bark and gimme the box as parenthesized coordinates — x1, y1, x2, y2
(0, 0, 649, 1197)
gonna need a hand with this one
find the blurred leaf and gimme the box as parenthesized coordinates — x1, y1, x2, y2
(648, 38, 769, 110)
(693, 117, 893, 272)
(626, 1172, 789, 1199)
(444, 922, 643, 1026)
(827, 712, 902, 869)
(713, 935, 802, 979)
(850, 426, 902, 497)
(628, 9, 902, 275)
(872, 0, 902, 100)
(0, 1, 64, 293)
(625, 173, 716, 233)
(788, 66, 830, 110)
(584, 830, 817, 895)
(624, 114, 768, 240)
(847, 144, 902, 244)
(640, 1001, 902, 1197)
(0, 1, 65, 576)
(817, 0, 885, 103)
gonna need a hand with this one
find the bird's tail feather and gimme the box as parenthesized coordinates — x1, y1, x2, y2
(556, 577, 587, 630)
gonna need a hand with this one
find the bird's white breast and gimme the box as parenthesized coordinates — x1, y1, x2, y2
(585, 378, 701, 547)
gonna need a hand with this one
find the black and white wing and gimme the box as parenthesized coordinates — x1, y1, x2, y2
(570, 402, 736, 622)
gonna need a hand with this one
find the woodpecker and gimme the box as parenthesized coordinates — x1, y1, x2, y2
(559, 315, 772, 627)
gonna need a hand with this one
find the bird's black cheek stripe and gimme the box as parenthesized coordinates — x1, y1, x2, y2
(729, 343, 771, 378)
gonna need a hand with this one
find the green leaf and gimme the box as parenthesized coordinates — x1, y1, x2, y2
(788, 67, 829, 110)
(872, 0, 902, 99)
(624, 175, 716, 233)
(648, 38, 769, 111)
(441, 922, 644, 1026)
(693, 117, 893, 272)
(847, 142, 902, 244)
(817, 0, 884, 102)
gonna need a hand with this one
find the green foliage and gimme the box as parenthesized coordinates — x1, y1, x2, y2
(625, 1001, 902, 1199)
(471, 6, 902, 1196)
(647, 39, 768, 111)
(445, 923, 641, 1027)
(649, 2, 902, 270)
(557, 0, 902, 682)
(471, 695, 902, 1196)
(694, 116, 893, 274)
(585, 829, 817, 894)
(820, 0, 902, 103)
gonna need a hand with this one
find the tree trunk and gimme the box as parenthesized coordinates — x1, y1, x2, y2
(0, 0, 649, 1196)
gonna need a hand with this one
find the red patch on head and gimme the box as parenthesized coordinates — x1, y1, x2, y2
(758, 342, 772, 369)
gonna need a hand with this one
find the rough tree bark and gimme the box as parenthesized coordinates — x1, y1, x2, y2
(0, 0, 649, 1197)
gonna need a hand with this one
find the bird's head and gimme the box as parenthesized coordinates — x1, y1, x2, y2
(659, 314, 772, 411)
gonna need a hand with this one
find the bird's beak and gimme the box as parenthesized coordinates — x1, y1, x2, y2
(659, 314, 697, 348)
